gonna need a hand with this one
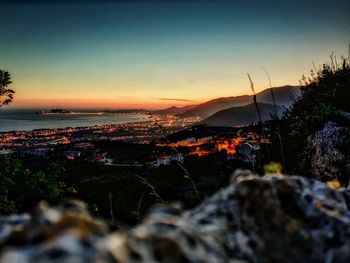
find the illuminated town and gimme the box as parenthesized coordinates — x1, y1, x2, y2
(0, 113, 263, 167)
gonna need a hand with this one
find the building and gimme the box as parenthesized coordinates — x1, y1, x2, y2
(0, 149, 15, 156)
(152, 154, 184, 167)
(74, 142, 94, 150)
(26, 148, 53, 158)
(91, 152, 108, 163)
(64, 150, 81, 160)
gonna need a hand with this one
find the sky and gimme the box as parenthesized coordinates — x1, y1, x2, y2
(0, 0, 349, 109)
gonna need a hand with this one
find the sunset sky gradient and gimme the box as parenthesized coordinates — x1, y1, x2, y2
(0, 0, 349, 109)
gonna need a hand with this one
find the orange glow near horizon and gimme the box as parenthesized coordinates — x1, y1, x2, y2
(4, 63, 306, 110)
(10, 97, 202, 110)
(7, 77, 298, 110)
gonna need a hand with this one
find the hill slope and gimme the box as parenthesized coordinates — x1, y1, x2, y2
(152, 105, 197, 115)
(200, 102, 283, 127)
(180, 85, 299, 119)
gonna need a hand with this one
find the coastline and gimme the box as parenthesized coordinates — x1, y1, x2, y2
(0, 110, 152, 133)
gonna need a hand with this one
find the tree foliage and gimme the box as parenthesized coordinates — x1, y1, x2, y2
(0, 158, 70, 215)
(0, 70, 15, 106)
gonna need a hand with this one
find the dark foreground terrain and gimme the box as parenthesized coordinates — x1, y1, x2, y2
(1, 171, 350, 263)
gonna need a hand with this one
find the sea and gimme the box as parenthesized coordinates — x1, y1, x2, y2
(0, 109, 150, 132)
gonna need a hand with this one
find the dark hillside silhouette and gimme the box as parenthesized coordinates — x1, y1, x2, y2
(201, 102, 283, 127)
(180, 85, 300, 119)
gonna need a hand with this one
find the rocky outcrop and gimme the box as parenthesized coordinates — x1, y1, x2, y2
(307, 121, 348, 181)
(2, 171, 350, 262)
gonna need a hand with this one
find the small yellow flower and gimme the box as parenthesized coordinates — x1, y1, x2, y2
(264, 162, 283, 175)
(326, 180, 341, 189)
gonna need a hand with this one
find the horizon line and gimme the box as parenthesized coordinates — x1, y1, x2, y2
(3, 84, 297, 110)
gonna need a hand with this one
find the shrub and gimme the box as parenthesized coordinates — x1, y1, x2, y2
(270, 56, 350, 182)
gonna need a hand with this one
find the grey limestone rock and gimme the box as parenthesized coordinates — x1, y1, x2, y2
(307, 120, 350, 182)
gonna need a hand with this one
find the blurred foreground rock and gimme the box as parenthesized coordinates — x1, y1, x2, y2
(2, 171, 350, 262)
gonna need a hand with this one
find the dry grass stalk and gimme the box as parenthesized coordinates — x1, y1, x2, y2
(247, 74, 263, 123)
(263, 68, 286, 170)
(108, 191, 115, 224)
(247, 73, 271, 161)
(134, 174, 164, 203)
(136, 191, 146, 223)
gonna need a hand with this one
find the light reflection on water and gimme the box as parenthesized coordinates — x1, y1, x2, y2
(0, 109, 149, 132)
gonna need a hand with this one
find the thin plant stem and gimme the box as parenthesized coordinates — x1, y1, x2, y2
(334, 55, 339, 69)
(134, 174, 164, 203)
(263, 68, 286, 170)
(137, 191, 146, 223)
(108, 191, 115, 224)
(312, 61, 318, 73)
(263, 69, 278, 119)
(247, 73, 271, 162)
(329, 52, 335, 72)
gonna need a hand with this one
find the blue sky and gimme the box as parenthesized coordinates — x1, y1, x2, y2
(0, 0, 349, 109)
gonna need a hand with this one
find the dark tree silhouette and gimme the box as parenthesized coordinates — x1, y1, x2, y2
(0, 70, 15, 107)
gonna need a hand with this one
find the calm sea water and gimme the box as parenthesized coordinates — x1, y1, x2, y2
(0, 109, 149, 132)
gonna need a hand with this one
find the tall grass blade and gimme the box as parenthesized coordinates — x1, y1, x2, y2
(247, 73, 271, 162)
(263, 68, 286, 170)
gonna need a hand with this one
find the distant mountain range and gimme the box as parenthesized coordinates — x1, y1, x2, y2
(178, 85, 300, 119)
(37, 85, 300, 127)
(152, 105, 197, 115)
(200, 102, 283, 127)
(194, 85, 299, 127)
(158, 85, 300, 130)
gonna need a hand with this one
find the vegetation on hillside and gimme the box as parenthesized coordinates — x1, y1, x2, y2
(270, 56, 350, 183)
(0, 158, 72, 214)
(0, 148, 236, 223)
